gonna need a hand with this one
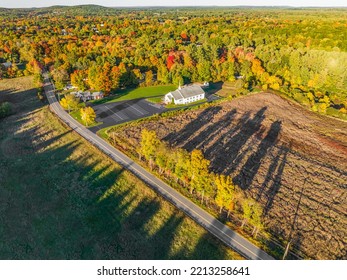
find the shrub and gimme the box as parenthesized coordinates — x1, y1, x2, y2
(0, 102, 12, 118)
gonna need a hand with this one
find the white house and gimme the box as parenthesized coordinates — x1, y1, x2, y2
(164, 84, 205, 105)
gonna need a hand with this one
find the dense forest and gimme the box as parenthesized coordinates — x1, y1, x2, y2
(0, 6, 346, 119)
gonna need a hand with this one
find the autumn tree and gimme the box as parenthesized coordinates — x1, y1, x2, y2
(174, 148, 191, 186)
(241, 198, 263, 237)
(101, 62, 113, 94)
(145, 70, 154, 86)
(139, 129, 161, 170)
(187, 149, 210, 194)
(33, 72, 44, 88)
(71, 70, 87, 91)
(60, 94, 80, 112)
(80, 106, 96, 126)
(51, 67, 68, 90)
(214, 174, 235, 215)
(155, 141, 168, 174)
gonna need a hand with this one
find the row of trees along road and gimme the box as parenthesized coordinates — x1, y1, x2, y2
(139, 129, 263, 238)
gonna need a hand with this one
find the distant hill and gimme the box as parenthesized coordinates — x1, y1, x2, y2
(0, 5, 118, 17)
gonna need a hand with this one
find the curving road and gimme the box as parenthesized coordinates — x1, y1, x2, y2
(43, 73, 274, 260)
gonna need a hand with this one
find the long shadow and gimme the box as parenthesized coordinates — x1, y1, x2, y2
(1, 86, 236, 260)
(182, 108, 237, 152)
(149, 214, 185, 260)
(186, 232, 229, 259)
(164, 106, 223, 146)
(0, 87, 42, 115)
(205, 107, 267, 174)
(256, 146, 286, 201)
(233, 120, 282, 190)
(263, 146, 289, 214)
(205, 81, 224, 95)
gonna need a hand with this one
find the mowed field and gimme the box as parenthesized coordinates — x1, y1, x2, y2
(111, 92, 347, 259)
(0, 76, 242, 260)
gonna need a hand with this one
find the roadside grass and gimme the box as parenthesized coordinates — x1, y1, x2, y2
(91, 85, 176, 105)
(70, 109, 102, 128)
(0, 76, 242, 260)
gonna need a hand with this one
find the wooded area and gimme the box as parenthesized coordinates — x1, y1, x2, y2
(0, 6, 346, 118)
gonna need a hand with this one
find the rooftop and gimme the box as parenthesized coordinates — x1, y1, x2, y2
(170, 85, 205, 100)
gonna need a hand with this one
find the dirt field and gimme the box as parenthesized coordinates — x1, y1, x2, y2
(112, 92, 347, 259)
(0, 77, 242, 260)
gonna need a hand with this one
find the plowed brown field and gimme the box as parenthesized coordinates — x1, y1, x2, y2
(112, 92, 347, 259)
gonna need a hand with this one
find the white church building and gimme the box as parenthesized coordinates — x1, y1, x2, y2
(164, 84, 205, 105)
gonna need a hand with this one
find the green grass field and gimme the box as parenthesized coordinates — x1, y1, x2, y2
(92, 85, 176, 105)
(0, 76, 242, 260)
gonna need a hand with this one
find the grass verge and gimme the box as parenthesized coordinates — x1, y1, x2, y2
(70, 110, 102, 128)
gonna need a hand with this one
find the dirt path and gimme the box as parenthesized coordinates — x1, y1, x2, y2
(114, 92, 347, 259)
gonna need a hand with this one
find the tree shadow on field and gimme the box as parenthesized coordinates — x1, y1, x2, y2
(204, 107, 268, 174)
(163, 106, 223, 146)
(233, 120, 282, 190)
(0, 87, 233, 260)
(182, 108, 237, 151)
(0, 87, 42, 116)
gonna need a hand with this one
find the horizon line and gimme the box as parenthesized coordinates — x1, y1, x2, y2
(1, 5, 347, 9)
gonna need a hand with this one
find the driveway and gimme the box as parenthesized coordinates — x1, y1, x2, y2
(88, 99, 165, 133)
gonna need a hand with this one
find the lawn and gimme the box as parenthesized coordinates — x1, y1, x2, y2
(0, 76, 242, 260)
(92, 85, 176, 105)
(70, 109, 101, 128)
(146, 96, 164, 104)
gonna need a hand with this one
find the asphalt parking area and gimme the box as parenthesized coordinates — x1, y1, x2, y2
(88, 99, 165, 133)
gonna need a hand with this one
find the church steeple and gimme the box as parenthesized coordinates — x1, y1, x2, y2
(178, 82, 182, 90)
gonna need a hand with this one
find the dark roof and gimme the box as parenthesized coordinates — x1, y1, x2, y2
(170, 85, 205, 100)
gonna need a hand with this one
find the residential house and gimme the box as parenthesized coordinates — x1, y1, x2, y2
(71, 91, 104, 101)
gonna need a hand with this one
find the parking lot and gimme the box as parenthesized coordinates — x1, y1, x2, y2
(88, 99, 165, 133)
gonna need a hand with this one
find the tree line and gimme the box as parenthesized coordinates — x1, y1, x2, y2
(138, 129, 263, 237)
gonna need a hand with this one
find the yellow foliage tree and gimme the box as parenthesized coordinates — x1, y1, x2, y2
(80, 106, 96, 126)
(60, 94, 79, 112)
(214, 174, 235, 215)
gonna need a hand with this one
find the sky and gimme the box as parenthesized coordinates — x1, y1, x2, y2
(1, 0, 346, 8)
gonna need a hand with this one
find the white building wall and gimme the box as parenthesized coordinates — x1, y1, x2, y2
(167, 90, 205, 105)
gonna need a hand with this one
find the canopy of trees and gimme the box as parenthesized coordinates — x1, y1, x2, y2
(0, 6, 346, 114)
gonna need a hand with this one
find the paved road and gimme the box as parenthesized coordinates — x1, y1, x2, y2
(43, 73, 274, 260)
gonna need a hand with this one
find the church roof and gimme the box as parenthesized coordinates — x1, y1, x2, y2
(169, 85, 205, 100)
